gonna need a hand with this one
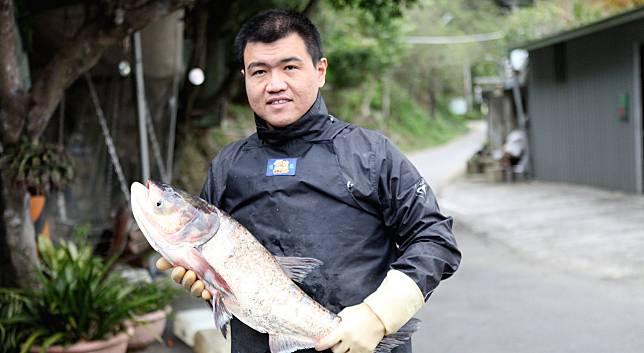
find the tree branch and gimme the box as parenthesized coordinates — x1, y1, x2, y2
(25, 0, 194, 139)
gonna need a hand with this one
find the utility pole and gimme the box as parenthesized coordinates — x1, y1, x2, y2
(463, 60, 473, 112)
(133, 31, 150, 182)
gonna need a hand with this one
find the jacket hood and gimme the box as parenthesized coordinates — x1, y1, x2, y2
(255, 93, 330, 145)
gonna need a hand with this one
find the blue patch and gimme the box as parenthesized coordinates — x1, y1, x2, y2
(266, 158, 297, 176)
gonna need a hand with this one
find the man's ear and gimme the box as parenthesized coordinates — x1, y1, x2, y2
(317, 57, 328, 88)
(240, 69, 245, 76)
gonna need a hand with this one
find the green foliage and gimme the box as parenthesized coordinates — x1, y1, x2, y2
(324, 79, 467, 152)
(0, 237, 166, 352)
(315, 2, 408, 89)
(593, 0, 644, 12)
(0, 289, 31, 353)
(502, 1, 581, 46)
(397, 0, 506, 108)
(326, 0, 417, 22)
(502, 0, 642, 47)
(0, 137, 74, 195)
(378, 82, 468, 151)
(130, 280, 181, 315)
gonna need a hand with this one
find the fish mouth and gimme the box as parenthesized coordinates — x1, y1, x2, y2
(146, 179, 164, 194)
(130, 181, 164, 253)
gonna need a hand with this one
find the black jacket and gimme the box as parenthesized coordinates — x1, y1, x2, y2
(200, 94, 461, 353)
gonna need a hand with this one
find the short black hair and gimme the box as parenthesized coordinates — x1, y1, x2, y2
(234, 9, 323, 67)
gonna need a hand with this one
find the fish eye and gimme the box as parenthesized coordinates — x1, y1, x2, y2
(155, 199, 164, 208)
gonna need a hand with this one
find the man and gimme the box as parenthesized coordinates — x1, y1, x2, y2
(157, 9, 461, 353)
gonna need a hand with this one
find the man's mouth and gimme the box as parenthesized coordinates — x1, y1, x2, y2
(267, 97, 292, 106)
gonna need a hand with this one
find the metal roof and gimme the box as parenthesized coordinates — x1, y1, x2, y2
(517, 6, 644, 51)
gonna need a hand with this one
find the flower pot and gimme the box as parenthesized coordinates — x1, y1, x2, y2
(30, 330, 130, 353)
(126, 306, 171, 349)
(29, 194, 50, 236)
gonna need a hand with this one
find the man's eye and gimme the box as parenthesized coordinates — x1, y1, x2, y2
(252, 70, 266, 77)
(285, 65, 297, 71)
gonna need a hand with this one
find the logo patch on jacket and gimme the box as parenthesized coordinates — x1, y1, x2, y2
(266, 158, 297, 176)
(415, 178, 428, 198)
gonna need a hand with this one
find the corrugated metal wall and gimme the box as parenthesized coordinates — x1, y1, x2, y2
(528, 21, 644, 193)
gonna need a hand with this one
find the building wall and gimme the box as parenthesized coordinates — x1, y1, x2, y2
(528, 21, 644, 193)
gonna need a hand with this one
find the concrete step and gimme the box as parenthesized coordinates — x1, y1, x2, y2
(172, 308, 217, 346)
(194, 329, 231, 353)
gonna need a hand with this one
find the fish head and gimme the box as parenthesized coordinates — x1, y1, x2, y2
(130, 180, 220, 253)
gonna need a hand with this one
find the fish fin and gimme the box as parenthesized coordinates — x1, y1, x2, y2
(211, 292, 232, 338)
(188, 248, 236, 299)
(374, 318, 420, 353)
(275, 256, 324, 283)
(268, 333, 316, 353)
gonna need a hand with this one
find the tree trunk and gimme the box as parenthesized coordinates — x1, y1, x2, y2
(0, 0, 37, 287)
(1, 178, 38, 288)
(360, 80, 377, 120)
(0, 175, 17, 287)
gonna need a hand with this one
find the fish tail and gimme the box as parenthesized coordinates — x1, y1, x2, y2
(373, 318, 420, 353)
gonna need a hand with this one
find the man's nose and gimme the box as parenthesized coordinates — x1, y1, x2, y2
(266, 72, 287, 92)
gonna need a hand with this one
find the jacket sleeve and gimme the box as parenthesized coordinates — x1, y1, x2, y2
(377, 137, 461, 300)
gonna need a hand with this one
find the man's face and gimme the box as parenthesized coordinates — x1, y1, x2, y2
(243, 33, 328, 128)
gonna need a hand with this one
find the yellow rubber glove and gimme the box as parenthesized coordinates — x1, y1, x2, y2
(315, 303, 385, 353)
(316, 269, 425, 353)
(156, 257, 212, 300)
(363, 270, 424, 335)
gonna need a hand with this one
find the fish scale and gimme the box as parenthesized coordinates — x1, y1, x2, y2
(202, 211, 337, 336)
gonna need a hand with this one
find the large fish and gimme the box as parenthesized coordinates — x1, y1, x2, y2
(130, 180, 417, 353)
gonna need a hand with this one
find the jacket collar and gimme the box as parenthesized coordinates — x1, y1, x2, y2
(255, 93, 330, 145)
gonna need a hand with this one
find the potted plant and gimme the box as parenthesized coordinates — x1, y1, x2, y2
(125, 280, 180, 349)
(0, 236, 161, 353)
(0, 137, 74, 235)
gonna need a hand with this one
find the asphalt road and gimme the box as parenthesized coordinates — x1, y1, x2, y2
(413, 222, 644, 353)
(409, 121, 486, 195)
